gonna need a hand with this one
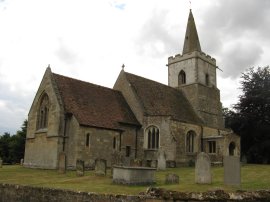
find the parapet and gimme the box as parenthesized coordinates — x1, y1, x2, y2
(168, 51, 216, 65)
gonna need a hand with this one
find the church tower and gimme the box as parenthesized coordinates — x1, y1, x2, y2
(168, 10, 224, 129)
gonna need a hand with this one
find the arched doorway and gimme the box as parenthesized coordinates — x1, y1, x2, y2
(229, 142, 236, 156)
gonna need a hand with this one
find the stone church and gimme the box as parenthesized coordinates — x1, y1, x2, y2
(24, 10, 240, 169)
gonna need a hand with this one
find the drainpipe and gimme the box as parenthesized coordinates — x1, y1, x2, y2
(135, 128, 138, 159)
(62, 113, 72, 152)
(119, 131, 122, 152)
(200, 125, 204, 152)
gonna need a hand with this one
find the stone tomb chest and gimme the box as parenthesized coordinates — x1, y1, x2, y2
(113, 166, 156, 185)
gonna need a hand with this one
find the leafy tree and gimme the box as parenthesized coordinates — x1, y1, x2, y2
(0, 120, 27, 164)
(225, 66, 270, 163)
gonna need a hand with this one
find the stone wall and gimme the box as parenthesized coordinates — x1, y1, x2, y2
(1, 184, 270, 202)
(24, 68, 64, 169)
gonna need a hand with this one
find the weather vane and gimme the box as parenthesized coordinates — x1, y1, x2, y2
(189, 0, 192, 9)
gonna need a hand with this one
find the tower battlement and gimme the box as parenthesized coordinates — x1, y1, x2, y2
(168, 51, 216, 66)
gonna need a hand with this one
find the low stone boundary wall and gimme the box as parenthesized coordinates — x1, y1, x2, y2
(0, 184, 270, 202)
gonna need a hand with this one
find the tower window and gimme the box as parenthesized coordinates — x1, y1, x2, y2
(186, 130, 196, 153)
(37, 93, 49, 130)
(145, 126, 160, 149)
(178, 70, 186, 85)
(205, 74, 209, 86)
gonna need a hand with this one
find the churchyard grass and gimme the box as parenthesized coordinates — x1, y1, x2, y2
(0, 164, 269, 194)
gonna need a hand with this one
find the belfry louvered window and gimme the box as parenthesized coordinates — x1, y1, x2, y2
(37, 93, 49, 130)
(178, 70, 186, 85)
(146, 126, 159, 149)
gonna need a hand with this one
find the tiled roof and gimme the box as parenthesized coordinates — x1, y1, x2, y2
(52, 73, 140, 130)
(124, 72, 203, 124)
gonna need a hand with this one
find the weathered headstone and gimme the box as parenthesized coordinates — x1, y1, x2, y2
(224, 156, 241, 186)
(195, 152, 212, 184)
(157, 149, 166, 170)
(20, 159, 24, 166)
(76, 159, 85, 177)
(95, 159, 107, 176)
(165, 173, 179, 184)
(0, 158, 2, 168)
(58, 152, 66, 174)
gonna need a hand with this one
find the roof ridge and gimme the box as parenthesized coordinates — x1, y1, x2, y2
(52, 72, 118, 93)
(124, 71, 186, 94)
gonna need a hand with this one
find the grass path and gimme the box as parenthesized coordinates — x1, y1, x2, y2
(0, 164, 269, 194)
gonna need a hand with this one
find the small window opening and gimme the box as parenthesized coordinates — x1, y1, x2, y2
(208, 141, 216, 153)
(86, 133, 90, 147)
(126, 146, 131, 157)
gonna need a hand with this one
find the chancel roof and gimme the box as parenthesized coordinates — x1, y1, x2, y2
(124, 72, 203, 125)
(52, 73, 140, 131)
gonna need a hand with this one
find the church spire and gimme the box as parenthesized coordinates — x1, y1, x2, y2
(182, 9, 201, 54)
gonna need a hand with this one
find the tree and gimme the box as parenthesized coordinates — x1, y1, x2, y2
(225, 66, 270, 163)
(0, 120, 27, 164)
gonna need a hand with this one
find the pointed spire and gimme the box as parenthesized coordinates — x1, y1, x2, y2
(182, 9, 201, 54)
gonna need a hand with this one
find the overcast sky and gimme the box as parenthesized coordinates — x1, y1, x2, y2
(0, 0, 269, 134)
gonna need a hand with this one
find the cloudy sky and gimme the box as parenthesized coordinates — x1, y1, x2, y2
(0, 0, 269, 134)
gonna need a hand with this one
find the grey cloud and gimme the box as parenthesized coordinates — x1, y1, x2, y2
(219, 41, 263, 78)
(0, 79, 32, 134)
(199, 0, 270, 78)
(55, 39, 78, 65)
(135, 9, 180, 58)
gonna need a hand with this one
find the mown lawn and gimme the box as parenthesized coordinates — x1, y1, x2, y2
(0, 164, 269, 194)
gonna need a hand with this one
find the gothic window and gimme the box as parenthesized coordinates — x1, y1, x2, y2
(86, 133, 90, 147)
(208, 141, 216, 153)
(146, 126, 159, 149)
(186, 130, 196, 153)
(178, 70, 186, 85)
(229, 142, 236, 156)
(205, 73, 209, 86)
(37, 93, 49, 130)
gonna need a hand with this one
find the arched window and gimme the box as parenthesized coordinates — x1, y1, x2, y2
(37, 93, 49, 130)
(229, 142, 236, 156)
(178, 70, 186, 85)
(186, 130, 196, 153)
(146, 126, 159, 149)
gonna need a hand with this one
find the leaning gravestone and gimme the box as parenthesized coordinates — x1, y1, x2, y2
(0, 158, 2, 168)
(95, 159, 107, 176)
(20, 159, 24, 166)
(58, 152, 66, 174)
(165, 173, 179, 184)
(224, 156, 241, 186)
(157, 149, 166, 170)
(195, 152, 212, 184)
(76, 159, 85, 177)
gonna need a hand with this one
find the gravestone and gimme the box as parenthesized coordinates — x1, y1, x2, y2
(165, 173, 179, 184)
(20, 159, 24, 166)
(58, 152, 66, 174)
(76, 159, 85, 177)
(224, 156, 241, 186)
(195, 152, 212, 184)
(95, 159, 107, 176)
(0, 158, 2, 168)
(157, 149, 166, 170)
